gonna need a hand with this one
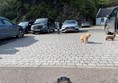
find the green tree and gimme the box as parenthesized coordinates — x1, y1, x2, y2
(0, 0, 19, 20)
(70, 0, 97, 19)
(0, 0, 118, 23)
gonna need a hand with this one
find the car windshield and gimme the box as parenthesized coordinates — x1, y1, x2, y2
(19, 22, 28, 26)
(34, 18, 47, 24)
(64, 20, 76, 24)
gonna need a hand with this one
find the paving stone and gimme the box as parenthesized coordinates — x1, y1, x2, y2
(96, 64, 106, 67)
(88, 64, 96, 66)
(67, 63, 75, 66)
(49, 63, 56, 66)
(106, 64, 114, 67)
(0, 26, 118, 67)
(55, 63, 62, 66)
(42, 63, 49, 65)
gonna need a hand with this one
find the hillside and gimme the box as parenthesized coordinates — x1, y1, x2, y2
(0, 0, 118, 23)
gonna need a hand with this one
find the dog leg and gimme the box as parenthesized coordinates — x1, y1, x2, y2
(112, 38, 115, 44)
(112, 40, 115, 44)
(106, 37, 108, 40)
(84, 39, 87, 44)
(85, 38, 88, 44)
(80, 39, 84, 43)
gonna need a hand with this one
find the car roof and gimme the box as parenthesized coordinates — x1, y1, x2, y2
(96, 6, 118, 18)
(0, 17, 13, 23)
(64, 20, 76, 21)
(36, 18, 48, 20)
(0, 17, 9, 20)
(19, 22, 28, 23)
(64, 20, 77, 23)
(82, 21, 90, 23)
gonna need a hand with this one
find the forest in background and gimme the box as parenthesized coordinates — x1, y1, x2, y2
(0, 0, 118, 23)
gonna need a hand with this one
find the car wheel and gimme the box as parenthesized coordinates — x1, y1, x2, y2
(32, 31, 35, 34)
(16, 29, 24, 38)
(47, 28, 50, 33)
(25, 29, 29, 33)
(53, 29, 55, 32)
(104, 25, 109, 34)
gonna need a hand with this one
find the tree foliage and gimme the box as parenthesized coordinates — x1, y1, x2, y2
(0, 0, 117, 22)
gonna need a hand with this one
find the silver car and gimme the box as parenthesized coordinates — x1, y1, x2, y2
(81, 21, 91, 27)
(0, 17, 24, 39)
(61, 20, 79, 32)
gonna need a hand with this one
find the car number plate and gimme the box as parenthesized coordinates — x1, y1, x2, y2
(68, 29, 73, 30)
(35, 29, 40, 31)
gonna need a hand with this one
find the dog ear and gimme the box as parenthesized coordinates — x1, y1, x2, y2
(86, 33, 90, 36)
(88, 33, 91, 37)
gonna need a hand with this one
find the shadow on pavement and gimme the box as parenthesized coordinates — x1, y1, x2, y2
(0, 36, 38, 54)
(79, 30, 89, 33)
(0, 37, 17, 46)
(87, 41, 102, 44)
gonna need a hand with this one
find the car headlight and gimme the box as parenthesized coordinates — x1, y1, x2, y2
(61, 27, 65, 29)
(31, 27, 34, 30)
(21, 26, 25, 29)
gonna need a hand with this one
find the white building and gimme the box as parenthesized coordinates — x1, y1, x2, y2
(96, 7, 116, 26)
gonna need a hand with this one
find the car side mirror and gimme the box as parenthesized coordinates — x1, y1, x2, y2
(48, 22, 51, 25)
(29, 24, 31, 25)
(106, 15, 110, 19)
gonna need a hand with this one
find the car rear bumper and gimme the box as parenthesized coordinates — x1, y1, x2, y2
(81, 25, 90, 27)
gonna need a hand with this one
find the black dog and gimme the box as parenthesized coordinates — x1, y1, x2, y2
(57, 77, 72, 83)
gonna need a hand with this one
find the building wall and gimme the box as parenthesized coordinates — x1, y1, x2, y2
(96, 17, 107, 26)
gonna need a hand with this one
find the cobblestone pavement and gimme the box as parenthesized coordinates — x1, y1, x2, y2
(0, 26, 118, 67)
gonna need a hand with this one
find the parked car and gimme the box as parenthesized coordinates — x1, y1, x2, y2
(104, 7, 118, 34)
(61, 20, 79, 32)
(18, 21, 34, 33)
(0, 17, 24, 39)
(31, 18, 55, 34)
(81, 21, 91, 27)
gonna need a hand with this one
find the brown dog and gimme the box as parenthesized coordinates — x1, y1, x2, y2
(80, 33, 91, 43)
(106, 33, 116, 41)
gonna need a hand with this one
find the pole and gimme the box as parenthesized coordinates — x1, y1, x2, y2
(56, 22, 60, 34)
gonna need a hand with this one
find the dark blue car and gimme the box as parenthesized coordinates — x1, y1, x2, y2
(0, 17, 24, 39)
(31, 18, 55, 34)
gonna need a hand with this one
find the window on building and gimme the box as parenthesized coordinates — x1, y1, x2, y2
(101, 18, 104, 22)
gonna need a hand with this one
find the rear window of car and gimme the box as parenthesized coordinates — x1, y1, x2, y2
(0, 19, 4, 25)
(3, 20, 13, 26)
(19, 22, 28, 26)
(64, 20, 76, 24)
(0, 19, 13, 26)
